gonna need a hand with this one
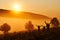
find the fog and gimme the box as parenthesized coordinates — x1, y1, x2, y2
(0, 16, 50, 34)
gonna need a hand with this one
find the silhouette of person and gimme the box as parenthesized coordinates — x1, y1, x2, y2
(36, 25, 41, 32)
(43, 26, 46, 31)
(45, 21, 50, 31)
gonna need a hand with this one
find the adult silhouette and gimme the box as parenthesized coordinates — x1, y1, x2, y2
(45, 21, 50, 31)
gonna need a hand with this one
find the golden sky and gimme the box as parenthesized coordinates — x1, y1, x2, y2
(0, 0, 60, 19)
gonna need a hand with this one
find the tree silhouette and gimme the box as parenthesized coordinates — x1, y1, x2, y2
(25, 21, 34, 31)
(50, 17, 59, 27)
(0, 23, 11, 34)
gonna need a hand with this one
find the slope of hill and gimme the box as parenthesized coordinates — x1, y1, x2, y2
(0, 9, 51, 20)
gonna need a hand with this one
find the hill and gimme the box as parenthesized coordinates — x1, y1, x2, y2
(0, 9, 51, 20)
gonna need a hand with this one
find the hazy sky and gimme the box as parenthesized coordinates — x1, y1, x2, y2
(0, 0, 60, 19)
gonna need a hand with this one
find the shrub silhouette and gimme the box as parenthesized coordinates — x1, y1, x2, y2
(50, 17, 59, 27)
(25, 21, 34, 31)
(0, 23, 11, 34)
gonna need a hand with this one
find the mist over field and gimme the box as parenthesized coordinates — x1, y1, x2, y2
(0, 9, 50, 34)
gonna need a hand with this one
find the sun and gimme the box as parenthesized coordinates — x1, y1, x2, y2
(14, 4, 20, 11)
(11, 3, 22, 13)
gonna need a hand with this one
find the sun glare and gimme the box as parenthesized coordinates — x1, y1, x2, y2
(11, 3, 22, 14)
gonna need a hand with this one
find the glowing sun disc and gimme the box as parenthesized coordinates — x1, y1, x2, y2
(12, 3, 21, 12)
